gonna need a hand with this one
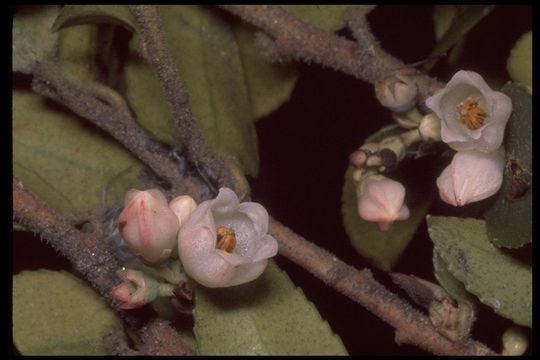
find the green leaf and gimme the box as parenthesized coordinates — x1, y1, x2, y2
(485, 84, 532, 248)
(52, 5, 136, 32)
(13, 5, 60, 74)
(124, 5, 259, 176)
(13, 89, 142, 216)
(341, 165, 434, 271)
(425, 5, 494, 70)
(507, 31, 532, 92)
(56, 23, 101, 83)
(13, 270, 122, 355)
(232, 22, 298, 121)
(427, 216, 532, 327)
(283, 5, 350, 32)
(432, 251, 475, 306)
(193, 260, 347, 355)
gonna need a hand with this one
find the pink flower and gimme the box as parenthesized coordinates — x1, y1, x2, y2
(436, 148, 505, 206)
(111, 269, 160, 309)
(177, 188, 278, 288)
(118, 188, 180, 265)
(357, 175, 410, 231)
(426, 70, 512, 153)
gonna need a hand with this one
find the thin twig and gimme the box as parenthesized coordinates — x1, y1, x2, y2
(13, 176, 194, 355)
(268, 216, 497, 356)
(30, 61, 205, 200)
(219, 5, 443, 106)
(129, 5, 236, 194)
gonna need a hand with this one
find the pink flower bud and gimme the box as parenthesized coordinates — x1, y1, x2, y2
(177, 188, 278, 288)
(111, 269, 160, 309)
(357, 175, 410, 231)
(169, 195, 197, 228)
(118, 188, 180, 265)
(436, 148, 505, 206)
(425, 70, 512, 153)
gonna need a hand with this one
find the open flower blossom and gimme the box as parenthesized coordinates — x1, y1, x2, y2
(425, 70, 512, 153)
(118, 188, 180, 265)
(177, 187, 278, 288)
(436, 148, 505, 207)
(357, 175, 410, 231)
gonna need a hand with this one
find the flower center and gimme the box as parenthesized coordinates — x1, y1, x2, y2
(216, 226, 236, 253)
(455, 98, 487, 130)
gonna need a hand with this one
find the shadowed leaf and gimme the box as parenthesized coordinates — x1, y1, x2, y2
(13, 5, 60, 74)
(485, 84, 532, 248)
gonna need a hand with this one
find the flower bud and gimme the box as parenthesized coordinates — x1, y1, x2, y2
(111, 269, 161, 309)
(419, 113, 442, 141)
(502, 327, 528, 356)
(169, 195, 197, 228)
(436, 148, 505, 206)
(357, 175, 410, 231)
(118, 188, 180, 265)
(375, 68, 418, 113)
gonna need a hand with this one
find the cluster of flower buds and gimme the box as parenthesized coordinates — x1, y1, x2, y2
(426, 70, 512, 206)
(112, 186, 279, 308)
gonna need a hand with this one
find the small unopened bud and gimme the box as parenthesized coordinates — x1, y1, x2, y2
(118, 188, 180, 265)
(375, 68, 418, 113)
(436, 148, 505, 206)
(502, 327, 528, 356)
(112, 269, 161, 309)
(392, 107, 423, 129)
(169, 195, 197, 228)
(357, 175, 410, 231)
(419, 113, 442, 141)
(349, 150, 368, 167)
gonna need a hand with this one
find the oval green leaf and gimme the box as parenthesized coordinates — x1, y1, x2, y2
(13, 270, 122, 355)
(507, 31, 532, 92)
(13, 5, 60, 74)
(124, 5, 259, 176)
(485, 83, 532, 248)
(427, 216, 532, 327)
(193, 260, 347, 355)
(52, 5, 135, 32)
(342, 164, 434, 271)
(13, 89, 143, 216)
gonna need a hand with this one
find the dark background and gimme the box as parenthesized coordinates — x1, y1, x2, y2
(13, 5, 532, 355)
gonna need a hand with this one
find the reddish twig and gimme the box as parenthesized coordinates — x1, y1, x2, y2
(268, 216, 496, 356)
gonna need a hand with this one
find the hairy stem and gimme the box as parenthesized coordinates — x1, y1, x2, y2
(268, 216, 496, 355)
(30, 61, 205, 200)
(129, 5, 235, 194)
(220, 5, 443, 107)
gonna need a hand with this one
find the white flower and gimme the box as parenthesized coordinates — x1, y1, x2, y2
(118, 188, 180, 265)
(425, 70, 512, 153)
(436, 148, 505, 206)
(177, 187, 278, 288)
(357, 175, 410, 231)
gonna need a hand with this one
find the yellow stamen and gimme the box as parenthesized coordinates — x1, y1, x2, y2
(216, 226, 236, 253)
(456, 99, 487, 130)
